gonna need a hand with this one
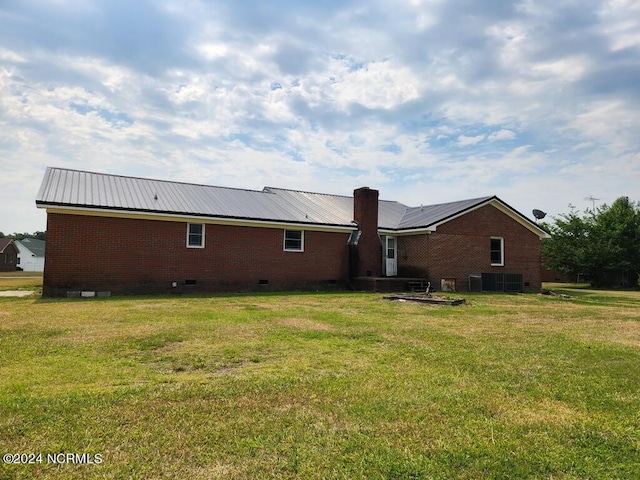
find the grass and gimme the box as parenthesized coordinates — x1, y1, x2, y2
(0, 272, 43, 293)
(1, 285, 639, 479)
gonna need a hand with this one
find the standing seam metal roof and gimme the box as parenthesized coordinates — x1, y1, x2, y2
(15, 238, 46, 257)
(37, 168, 357, 226)
(36, 167, 541, 233)
(396, 196, 495, 229)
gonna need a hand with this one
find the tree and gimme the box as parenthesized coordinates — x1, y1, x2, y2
(542, 197, 640, 288)
(3, 231, 46, 241)
(591, 197, 640, 287)
(542, 206, 593, 282)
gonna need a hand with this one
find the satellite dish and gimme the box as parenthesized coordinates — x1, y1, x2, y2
(532, 209, 547, 220)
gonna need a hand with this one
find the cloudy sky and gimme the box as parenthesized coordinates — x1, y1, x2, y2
(1, 0, 639, 233)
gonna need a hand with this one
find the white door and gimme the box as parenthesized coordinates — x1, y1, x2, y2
(385, 236, 397, 276)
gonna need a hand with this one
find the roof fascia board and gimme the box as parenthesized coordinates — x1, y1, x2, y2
(40, 205, 356, 233)
(485, 199, 550, 238)
(428, 198, 550, 238)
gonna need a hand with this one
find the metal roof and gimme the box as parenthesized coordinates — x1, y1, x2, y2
(36, 167, 354, 227)
(396, 196, 495, 230)
(264, 187, 409, 229)
(15, 238, 46, 257)
(36, 167, 546, 235)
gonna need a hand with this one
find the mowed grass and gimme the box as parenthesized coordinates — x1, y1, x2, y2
(1, 287, 639, 479)
(0, 272, 43, 293)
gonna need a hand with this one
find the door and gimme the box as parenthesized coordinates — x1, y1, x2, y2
(385, 236, 397, 276)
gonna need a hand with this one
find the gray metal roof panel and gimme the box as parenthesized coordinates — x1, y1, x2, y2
(378, 200, 409, 229)
(37, 168, 527, 233)
(265, 187, 410, 229)
(397, 196, 494, 229)
(36, 168, 355, 226)
(16, 238, 46, 257)
(264, 188, 356, 226)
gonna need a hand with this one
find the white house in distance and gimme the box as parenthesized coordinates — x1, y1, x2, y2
(15, 238, 45, 272)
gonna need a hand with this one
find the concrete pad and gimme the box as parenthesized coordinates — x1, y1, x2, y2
(0, 290, 36, 297)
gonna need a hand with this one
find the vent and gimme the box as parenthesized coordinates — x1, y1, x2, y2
(258, 279, 269, 285)
(469, 275, 482, 292)
(185, 279, 197, 286)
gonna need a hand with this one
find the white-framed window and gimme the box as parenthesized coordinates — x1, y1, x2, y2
(284, 229, 304, 252)
(490, 237, 504, 266)
(386, 236, 396, 259)
(187, 223, 205, 248)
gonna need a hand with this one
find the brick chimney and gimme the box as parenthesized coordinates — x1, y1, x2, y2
(353, 187, 381, 277)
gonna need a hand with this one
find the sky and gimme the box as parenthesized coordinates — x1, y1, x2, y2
(1, 0, 639, 234)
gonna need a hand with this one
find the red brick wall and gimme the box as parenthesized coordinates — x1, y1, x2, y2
(397, 234, 429, 278)
(43, 213, 350, 296)
(398, 205, 542, 291)
(353, 187, 382, 277)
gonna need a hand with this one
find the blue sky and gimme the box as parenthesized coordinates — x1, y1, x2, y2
(1, 0, 639, 233)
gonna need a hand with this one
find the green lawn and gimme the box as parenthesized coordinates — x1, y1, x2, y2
(0, 272, 43, 293)
(1, 287, 639, 479)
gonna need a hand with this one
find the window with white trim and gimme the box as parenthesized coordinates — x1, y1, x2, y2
(490, 237, 504, 266)
(284, 230, 304, 252)
(187, 223, 205, 248)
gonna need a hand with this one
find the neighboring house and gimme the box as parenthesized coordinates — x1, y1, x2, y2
(0, 238, 19, 272)
(15, 238, 46, 272)
(35, 167, 549, 297)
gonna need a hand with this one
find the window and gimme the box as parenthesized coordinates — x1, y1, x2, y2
(284, 230, 304, 252)
(386, 236, 396, 259)
(187, 223, 205, 248)
(490, 237, 504, 266)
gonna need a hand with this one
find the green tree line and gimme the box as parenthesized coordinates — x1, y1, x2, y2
(0, 231, 46, 241)
(542, 196, 640, 288)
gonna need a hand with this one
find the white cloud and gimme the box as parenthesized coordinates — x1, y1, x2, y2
(0, 0, 639, 232)
(0, 48, 25, 63)
(195, 42, 230, 60)
(598, 0, 640, 51)
(457, 134, 485, 146)
(488, 129, 516, 142)
(327, 58, 421, 110)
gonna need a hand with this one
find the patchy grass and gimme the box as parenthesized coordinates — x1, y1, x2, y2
(1, 289, 639, 479)
(0, 272, 43, 293)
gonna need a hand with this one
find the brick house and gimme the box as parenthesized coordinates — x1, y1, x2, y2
(0, 238, 19, 272)
(36, 167, 548, 297)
